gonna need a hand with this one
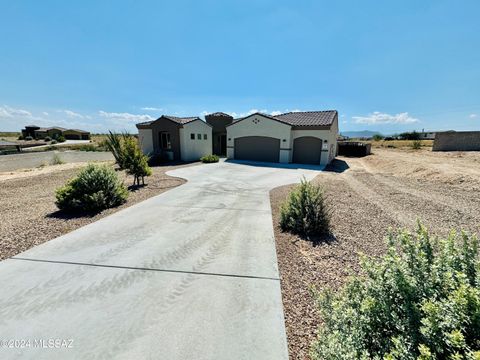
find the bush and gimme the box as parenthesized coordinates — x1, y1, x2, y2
(412, 139, 422, 150)
(24, 136, 33, 141)
(55, 164, 128, 213)
(51, 140, 58, 144)
(105, 131, 152, 185)
(18, 135, 24, 140)
(44, 136, 51, 142)
(200, 154, 219, 163)
(57, 135, 66, 143)
(51, 153, 64, 165)
(280, 178, 331, 237)
(399, 131, 420, 140)
(311, 224, 480, 360)
(372, 134, 384, 141)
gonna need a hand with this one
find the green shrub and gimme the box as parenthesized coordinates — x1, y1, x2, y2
(57, 135, 66, 143)
(200, 154, 219, 163)
(25, 136, 33, 141)
(372, 134, 384, 141)
(44, 136, 52, 142)
(280, 178, 331, 237)
(412, 139, 422, 150)
(104, 131, 152, 185)
(51, 139, 58, 144)
(51, 153, 64, 165)
(55, 164, 128, 212)
(76, 144, 100, 152)
(311, 224, 480, 360)
(18, 135, 24, 140)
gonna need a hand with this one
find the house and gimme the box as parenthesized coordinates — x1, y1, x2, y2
(226, 110, 338, 166)
(419, 130, 436, 140)
(136, 115, 212, 161)
(21, 125, 91, 140)
(205, 112, 234, 156)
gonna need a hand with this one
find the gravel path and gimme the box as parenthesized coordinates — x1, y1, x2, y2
(0, 150, 114, 171)
(0, 162, 193, 261)
(270, 148, 480, 360)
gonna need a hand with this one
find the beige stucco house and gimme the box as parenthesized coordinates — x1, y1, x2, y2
(136, 115, 212, 162)
(226, 110, 338, 166)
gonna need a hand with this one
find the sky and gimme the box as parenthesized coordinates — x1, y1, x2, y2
(0, 0, 479, 134)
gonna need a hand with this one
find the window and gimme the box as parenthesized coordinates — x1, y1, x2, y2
(160, 132, 171, 149)
(190, 133, 195, 140)
(203, 134, 207, 140)
(197, 134, 201, 140)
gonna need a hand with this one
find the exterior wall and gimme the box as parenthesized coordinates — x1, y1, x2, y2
(150, 118, 182, 160)
(433, 131, 480, 151)
(226, 114, 292, 163)
(138, 128, 154, 155)
(179, 120, 212, 161)
(291, 117, 338, 166)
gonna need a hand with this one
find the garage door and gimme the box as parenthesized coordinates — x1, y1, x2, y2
(292, 136, 322, 165)
(234, 136, 280, 162)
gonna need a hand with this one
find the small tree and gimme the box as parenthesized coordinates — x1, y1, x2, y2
(122, 136, 152, 186)
(105, 131, 129, 169)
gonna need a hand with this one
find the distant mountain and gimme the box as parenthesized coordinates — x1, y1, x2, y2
(340, 130, 382, 139)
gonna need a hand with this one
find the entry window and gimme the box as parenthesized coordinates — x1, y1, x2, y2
(190, 133, 195, 140)
(160, 132, 171, 149)
(203, 134, 207, 140)
(197, 134, 201, 140)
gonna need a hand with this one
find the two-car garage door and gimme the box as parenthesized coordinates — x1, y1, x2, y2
(234, 136, 280, 163)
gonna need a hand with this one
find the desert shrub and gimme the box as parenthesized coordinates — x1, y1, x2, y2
(24, 136, 33, 141)
(399, 131, 420, 140)
(76, 144, 100, 152)
(18, 135, 24, 140)
(104, 131, 130, 169)
(51, 153, 64, 165)
(280, 178, 331, 237)
(311, 224, 480, 360)
(55, 164, 128, 212)
(44, 136, 52, 142)
(51, 140, 58, 144)
(372, 134, 384, 141)
(57, 135, 66, 143)
(200, 154, 219, 163)
(412, 139, 422, 150)
(122, 136, 152, 185)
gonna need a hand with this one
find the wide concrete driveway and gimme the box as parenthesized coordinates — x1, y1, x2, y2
(0, 160, 320, 359)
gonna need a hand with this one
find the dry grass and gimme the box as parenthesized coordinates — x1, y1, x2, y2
(369, 139, 433, 148)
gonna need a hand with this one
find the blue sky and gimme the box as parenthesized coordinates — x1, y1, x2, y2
(0, 0, 479, 134)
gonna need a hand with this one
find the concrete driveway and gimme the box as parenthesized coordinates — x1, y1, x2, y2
(0, 160, 320, 359)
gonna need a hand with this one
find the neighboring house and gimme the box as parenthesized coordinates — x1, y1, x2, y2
(21, 125, 90, 140)
(205, 112, 234, 156)
(136, 115, 212, 161)
(226, 110, 338, 166)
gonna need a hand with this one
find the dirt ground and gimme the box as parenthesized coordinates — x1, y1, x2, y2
(0, 162, 194, 261)
(271, 147, 480, 360)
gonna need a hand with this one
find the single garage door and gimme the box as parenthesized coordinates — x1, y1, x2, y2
(292, 136, 322, 165)
(234, 136, 280, 163)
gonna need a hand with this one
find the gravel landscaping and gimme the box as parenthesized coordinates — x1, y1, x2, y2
(0, 161, 195, 261)
(271, 148, 480, 360)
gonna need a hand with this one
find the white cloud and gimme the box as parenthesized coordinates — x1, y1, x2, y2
(352, 111, 419, 125)
(141, 106, 163, 111)
(99, 110, 154, 123)
(42, 111, 49, 116)
(58, 109, 84, 118)
(469, 113, 477, 119)
(270, 111, 283, 116)
(0, 105, 32, 118)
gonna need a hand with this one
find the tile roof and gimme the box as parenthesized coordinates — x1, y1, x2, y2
(274, 110, 337, 126)
(136, 115, 204, 128)
(230, 110, 338, 127)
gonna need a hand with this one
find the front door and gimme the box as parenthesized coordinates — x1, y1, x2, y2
(220, 135, 227, 156)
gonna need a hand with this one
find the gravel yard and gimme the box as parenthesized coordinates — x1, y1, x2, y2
(0, 150, 114, 172)
(0, 162, 194, 261)
(271, 148, 480, 360)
